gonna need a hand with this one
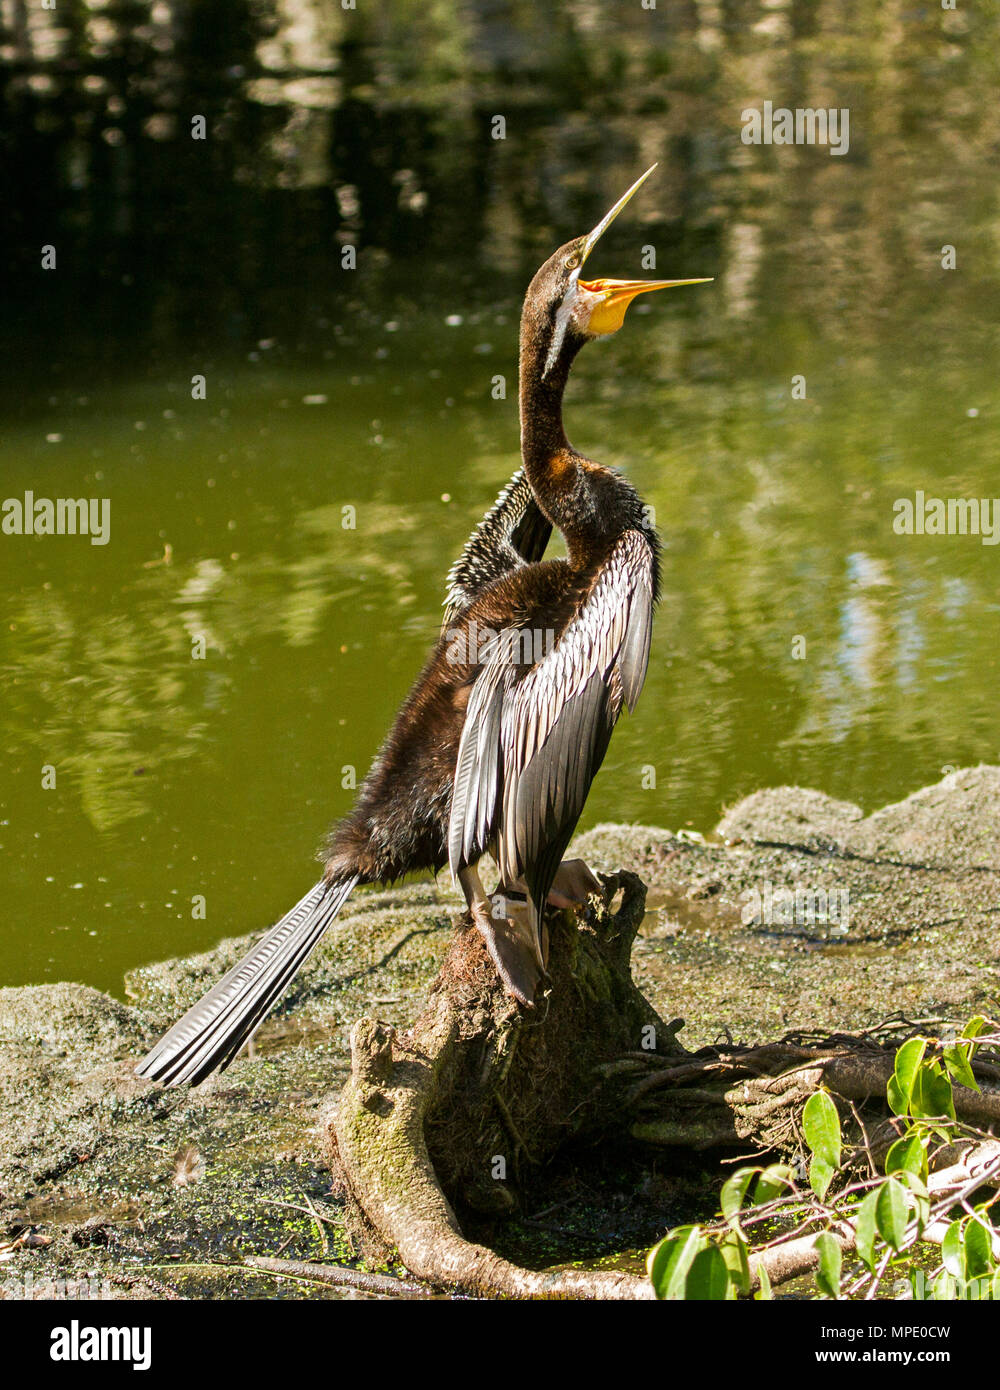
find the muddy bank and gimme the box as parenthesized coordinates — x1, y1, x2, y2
(2, 766, 997, 1299)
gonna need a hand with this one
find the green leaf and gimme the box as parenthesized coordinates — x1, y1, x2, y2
(721, 1167, 759, 1230)
(886, 1075, 906, 1115)
(814, 1232, 842, 1298)
(803, 1091, 841, 1199)
(803, 1090, 842, 1166)
(647, 1225, 703, 1300)
(961, 1015, 987, 1046)
(895, 1177, 929, 1239)
(854, 1188, 880, 1272)
(930, 1062, 958, 1118)
(755, 1164, 794, 1205)
(941, 1219, 965, 1279)
(964, 1217, 993, 1278)
(942, 1040, 979, 1093)
(720, 1233, 751, 1295)
(755, 1261, 773, 1301)
(911, 1060, 955, 1120)
(885, 1134, 927, 1183)
(809, 1157, 836, 1202)
(890, 1037, 927, 1113)
(686, 1245, 734, 1300)
(875, 1177, 909, 1252)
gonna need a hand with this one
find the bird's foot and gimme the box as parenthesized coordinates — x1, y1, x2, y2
(458, 865, 543, 1006)
(471, 895, 543, 1007)
(547, 858, 603, 909)
(506, 858, 603, 911)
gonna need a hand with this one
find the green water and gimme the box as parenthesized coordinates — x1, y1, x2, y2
(2, 1, 999, 993)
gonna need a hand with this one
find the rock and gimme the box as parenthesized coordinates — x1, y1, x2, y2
(715, 786, 864, 852)
(853, 766, 1000, 870)
(713, 765, 1000, 872)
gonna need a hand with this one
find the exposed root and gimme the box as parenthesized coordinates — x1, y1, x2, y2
(322, 869, 1000, 1299)
(624, 1038, 1000, 1153)
(329, 872, 661, 1298)
(244, 1255, 426, 1297)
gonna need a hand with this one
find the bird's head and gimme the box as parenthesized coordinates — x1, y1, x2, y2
(523, 165, 711, 382)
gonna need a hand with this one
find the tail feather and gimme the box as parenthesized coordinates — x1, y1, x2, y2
(174, 887, 348, 1083)
(135, 876, 358, 1087)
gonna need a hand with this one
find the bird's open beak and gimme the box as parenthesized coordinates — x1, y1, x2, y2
(577, 165, 712, 334)
(579, 276, 713, 334)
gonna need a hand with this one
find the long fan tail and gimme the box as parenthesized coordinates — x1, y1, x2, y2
(135, 875, 359, 1087)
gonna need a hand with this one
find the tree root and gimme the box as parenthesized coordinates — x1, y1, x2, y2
(323, 869, 1000, 1299)
(329, 871, 661, 1298)
(626, 1042, 1000, 1154)
(244, 1255, 427, 1297)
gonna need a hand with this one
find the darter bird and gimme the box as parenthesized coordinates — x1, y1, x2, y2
(136, 165, 710, 1086)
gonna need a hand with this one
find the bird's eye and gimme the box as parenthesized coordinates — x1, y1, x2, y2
(565, 254, 580, 271)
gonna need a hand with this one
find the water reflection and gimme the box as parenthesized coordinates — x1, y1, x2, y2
(4, 0, 997, 377)
(1, 0, 999, 991)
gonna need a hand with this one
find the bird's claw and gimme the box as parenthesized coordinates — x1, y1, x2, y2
(547, 857, 602, 908)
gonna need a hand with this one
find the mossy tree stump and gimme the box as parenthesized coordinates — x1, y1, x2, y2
(325, 870, 1000, 1298)
(328, 871, 669, 1297)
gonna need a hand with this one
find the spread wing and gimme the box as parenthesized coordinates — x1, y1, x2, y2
(442, 469, 552, 627)
(448, 529, 656, 933)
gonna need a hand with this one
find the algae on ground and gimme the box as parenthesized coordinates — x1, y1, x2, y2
(2, 768, 998, 1299)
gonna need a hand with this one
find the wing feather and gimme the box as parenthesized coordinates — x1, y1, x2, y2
(448, 530, 657, 941)
(442, 469, 552, 626)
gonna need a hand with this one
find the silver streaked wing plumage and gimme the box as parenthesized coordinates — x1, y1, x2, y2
(448, 529, 656, 915)
(442, 469, 552, 627)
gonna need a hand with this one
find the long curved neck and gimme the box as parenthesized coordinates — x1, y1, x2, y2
(518, 305, 656, 581)
(518, 316, 588, 551)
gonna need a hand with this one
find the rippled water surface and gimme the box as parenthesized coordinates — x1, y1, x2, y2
(2, 1, 998, 991)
